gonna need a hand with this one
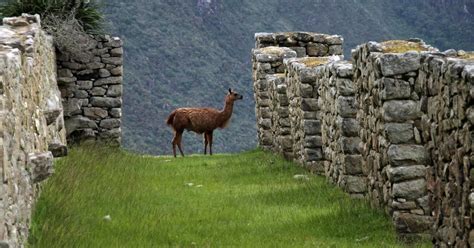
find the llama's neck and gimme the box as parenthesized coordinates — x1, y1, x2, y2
(218, 100, 234, 127)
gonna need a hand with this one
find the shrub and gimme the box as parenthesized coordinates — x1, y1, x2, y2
(0, 0, 104, 55)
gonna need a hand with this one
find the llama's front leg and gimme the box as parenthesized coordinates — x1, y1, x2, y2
(208, 131, 213, 155)
(203, 133, 208, 155)
(176, 131, 185, 157)
(172, 132, 178, 157)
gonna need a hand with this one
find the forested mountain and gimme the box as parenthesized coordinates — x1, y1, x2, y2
(101, 0, 474, 155)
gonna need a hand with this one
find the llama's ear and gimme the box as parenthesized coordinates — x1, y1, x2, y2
(228, 88, 232, 93)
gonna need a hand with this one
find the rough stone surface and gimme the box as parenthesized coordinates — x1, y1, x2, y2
(0, 14, 67, 246)
(254, 34, 472, 241)
(57, 34, 123, 145)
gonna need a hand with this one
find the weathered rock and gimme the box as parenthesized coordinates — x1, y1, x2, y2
(102, 57, 123, 65)
(380, 78, 411, 100)
(393, 212, 433, 233)
(342, 176, 367, 193)
(100, 118, 121, 129)
(307, 43, 328, 56)
(99, 68, 111, 78)
(379, 52, 421, 76)
(28, 152, 54, 183)
(384, 123, 414, 144)
(107, 84, 122, 97)
(383, 100, 420, 122)
(94, 76, 122, 86)
(65, 116, 98, 135)
(392, 179, 426, 200)
(91, 87, 107, 96)
(387, 165, 426, 182)
(110, 66, 123, 76)
(77, 80, 93, 90)
(48, 143, 68, 157)
(388, 144, 427, 166)
(90, 97, 121, 108)
(84, 107, 108, 120)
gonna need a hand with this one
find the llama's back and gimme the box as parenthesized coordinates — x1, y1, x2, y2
(168, 107, 221, 133)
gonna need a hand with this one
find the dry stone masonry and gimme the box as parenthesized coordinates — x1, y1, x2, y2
(255, 32, 343, 58)
(417, 52, 474, 247)
(0, 13, 123, 247)
(0, 14, 67, 247)
(57, 34, 123, 144)
(252, 47, 296, 151)
(319, 61, 366, 197)
(284, 57, 331, 173)
(252, 32, 474, 244)
(352, 40, 439, 238)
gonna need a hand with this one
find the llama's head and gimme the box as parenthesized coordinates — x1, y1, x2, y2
(226, 88, 243, 102)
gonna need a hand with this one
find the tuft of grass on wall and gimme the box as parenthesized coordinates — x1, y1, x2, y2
(29, 146, 432, 247)
(0, 0, 103, 33)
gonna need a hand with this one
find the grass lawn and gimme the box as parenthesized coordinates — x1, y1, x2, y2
(29, 146, 430, 247)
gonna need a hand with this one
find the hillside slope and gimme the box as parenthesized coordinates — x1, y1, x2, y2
(102, 0, 474, 155)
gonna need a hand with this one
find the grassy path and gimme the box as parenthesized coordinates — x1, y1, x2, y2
(29, 146, 429, 247)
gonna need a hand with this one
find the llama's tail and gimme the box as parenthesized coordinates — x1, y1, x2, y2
(166, 110, 176, 126)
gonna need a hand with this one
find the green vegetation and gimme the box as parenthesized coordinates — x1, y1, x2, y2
(30, 146, 431, 247)
(99, 0, 474, 155)
(0, 0, 103, 33)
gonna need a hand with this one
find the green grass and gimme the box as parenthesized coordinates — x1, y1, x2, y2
(29, 146, 430, 247)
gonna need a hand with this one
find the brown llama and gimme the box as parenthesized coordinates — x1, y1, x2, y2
(166, 88, 243, 157)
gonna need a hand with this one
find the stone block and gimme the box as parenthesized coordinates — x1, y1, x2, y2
(342, 176, 367, 193)
(102, 57, 123, 65)
(393, 212, 433, 233)
(379, 52, 421, 76)
(387, 165, 426, 183)
(340, 137, 361, 154)
(301, 98, 319, 111)
(304, 136, 322, 148)
(65, 116, 98, 136)
(380, 78, 411, 100)
(110, 108, 122, 118)
(307, 43, 328, 56)
(388, 144, 427, 166)
(100, 118, 121, 129)
(336, 96, 357, 117)
(384, 123, 414, 144)
(344, 155, 363, 175)
(84, 107, 108, 120)
(336, 117, 359, 137)
(94, 76, 122, 86)
(90, 97, 122, 108)
(48, 143, 68, 157)
(382, 100, 420, 122)
(303, 120, 321, 135)
(336, 78, 355, 96)
(107, 84, 122, 97)
(305, 148, 323, 161)
(28, 152, 54, 183)
(392, 179, 426, 200)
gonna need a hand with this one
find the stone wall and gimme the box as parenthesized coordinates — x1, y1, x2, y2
(255, 32, 343, 58)
(417, 52, 474, 247)
(57, 35, 123, 144)
(0, 14, 67, 246)
(284, 57, 331, 173)
(319, 61, 366, 197)
(252, 47, 296, 151)
(252, 32, 474, 243)
(352, 40, 438, 238)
